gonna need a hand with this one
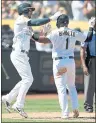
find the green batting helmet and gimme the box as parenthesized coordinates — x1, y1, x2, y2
(56, 14, 69, 28)
(18, 2, 35, 15)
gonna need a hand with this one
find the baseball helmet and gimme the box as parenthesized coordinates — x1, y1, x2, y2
(18, 2, 35, 15)
(56, 14, 69, 28)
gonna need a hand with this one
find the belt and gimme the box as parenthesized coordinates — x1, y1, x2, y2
(55, 56, 74, 60)
(90, 56, 96, 58)
(12, 48, 29, 55)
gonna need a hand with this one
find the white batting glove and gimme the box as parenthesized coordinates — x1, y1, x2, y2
(42, 23, 52, 34)
(88, 17, 96, 28)
(50, 11, 62, 20)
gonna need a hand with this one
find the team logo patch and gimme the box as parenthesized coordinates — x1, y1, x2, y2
(56, 67, 67, 76)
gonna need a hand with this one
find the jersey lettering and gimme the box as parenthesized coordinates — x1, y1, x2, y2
(59, 30, 75, 37)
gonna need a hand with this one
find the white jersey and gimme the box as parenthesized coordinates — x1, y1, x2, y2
(12, 15, 33, 52)
(47, 27, 86, 58)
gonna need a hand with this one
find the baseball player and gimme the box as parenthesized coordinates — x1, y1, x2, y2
(2, 2, 62, 118)
(31, 14, 93, 118)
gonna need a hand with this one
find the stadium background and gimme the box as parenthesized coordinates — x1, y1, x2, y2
(1, 0, 95, 122)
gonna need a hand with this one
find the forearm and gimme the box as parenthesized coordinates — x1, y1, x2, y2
(27, 18, 51, 26)
(84, 27, 93, 42)
(31, 33, 51, 44)
(80, 47, 86, 67)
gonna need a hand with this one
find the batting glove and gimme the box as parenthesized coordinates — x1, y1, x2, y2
(88, 17, 96, 28)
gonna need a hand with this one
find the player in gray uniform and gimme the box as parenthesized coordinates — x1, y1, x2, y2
(2, 2, 62, 118)
(31, 14, 94, 118)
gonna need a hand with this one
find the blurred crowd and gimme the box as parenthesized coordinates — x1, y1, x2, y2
(2, 0, 95, 21)
(1, 0, 95, 52)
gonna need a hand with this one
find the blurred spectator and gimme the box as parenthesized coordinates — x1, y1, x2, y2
(2, 0, 95, 20)
(32, 2, 42, 18)
(51, 3, 61, 14)
(43, 1, 57, 7)
(44, 7, 52, 17)
(39, 7, 49, 18)
(71, 0, 87, 21)
(59, 1, 73, 19)
(59, 7, 67, 15)
(2, 1, 10, 19)
(2, 1, 18, 19)
(1, 1, 72, 19)
(83, 0, 95, 19)
(15, 1, 23, 5)
(8, 6, 18, 19)
(2, 1, 94, 21)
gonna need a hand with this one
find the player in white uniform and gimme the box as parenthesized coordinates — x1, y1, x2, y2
(2, 2, 62, 118)
(31, 14, 92, 118)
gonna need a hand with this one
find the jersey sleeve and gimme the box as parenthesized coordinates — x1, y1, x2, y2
(75, 31, 87, 42)
(16, 16, 30, 25)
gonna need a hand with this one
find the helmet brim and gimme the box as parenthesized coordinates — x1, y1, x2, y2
(23, 7, 35, 11)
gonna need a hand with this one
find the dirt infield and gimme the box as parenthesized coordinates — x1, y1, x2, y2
(2, 112, 95, 122)
(2, 94, 95, 122)
(26, 93, 84, 99)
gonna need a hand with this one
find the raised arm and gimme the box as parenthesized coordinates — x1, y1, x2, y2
(27, 18, 51, 26)
(27, 11, 61, 26)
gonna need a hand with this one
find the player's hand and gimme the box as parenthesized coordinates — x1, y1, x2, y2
(50, 11, 62, 20)
(88, 17, 95, 28)
(42, 23, 52, 34)
(82, 65, 89, 76)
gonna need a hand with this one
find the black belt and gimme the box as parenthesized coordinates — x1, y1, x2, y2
(12, 48, 29, 55)
(55, 56, 74, 60)
(90, 56, 96, 58)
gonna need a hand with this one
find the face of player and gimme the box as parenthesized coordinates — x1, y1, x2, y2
(28, 9, 33, 18)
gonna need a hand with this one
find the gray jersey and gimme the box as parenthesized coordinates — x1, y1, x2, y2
(47, 27, 86, 58)
(12, 15, 33, 52)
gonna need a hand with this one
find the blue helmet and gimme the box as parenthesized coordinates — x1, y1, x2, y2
(17, 3, 35, 15)
(56, 14, 69, 28)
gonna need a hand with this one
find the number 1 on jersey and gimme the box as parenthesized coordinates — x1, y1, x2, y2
(66, 38, 69, 49)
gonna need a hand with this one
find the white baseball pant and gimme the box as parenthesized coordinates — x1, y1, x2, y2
(53, 57, 78, 116)
(5, 50, 33, 108)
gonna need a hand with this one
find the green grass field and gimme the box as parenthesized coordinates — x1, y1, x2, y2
(2, 95, 95, 122)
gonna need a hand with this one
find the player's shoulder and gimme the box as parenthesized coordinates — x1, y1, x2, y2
(15, 15, 24, 24)
(48, 28, 58, 36)
(67, 27, 84, 36)
(58, 27, 75, 32)
(15, 15, 30, 25)
(51, 27, 64, 34)
(65, 27, 77, 33)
